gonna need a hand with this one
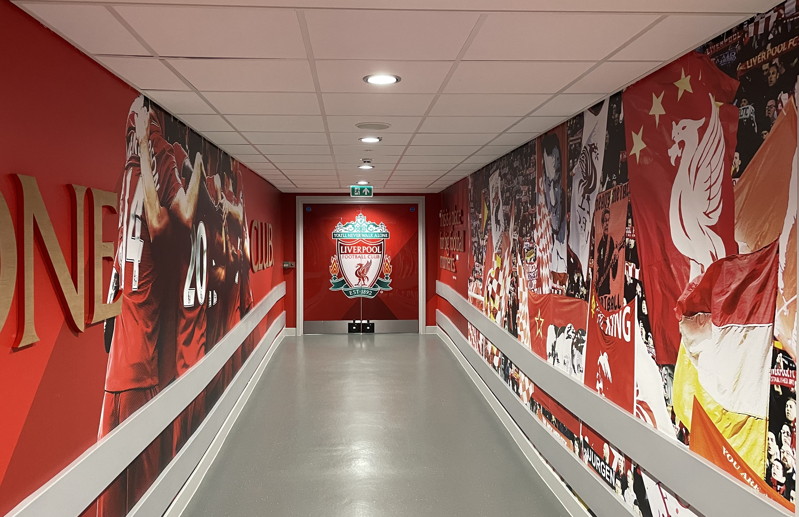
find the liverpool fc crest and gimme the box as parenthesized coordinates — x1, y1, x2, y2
(329, 214, 393, 298)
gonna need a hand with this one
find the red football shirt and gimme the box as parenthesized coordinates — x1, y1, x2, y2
(105, 112, 182, 392)
(175, 178, 219, 375)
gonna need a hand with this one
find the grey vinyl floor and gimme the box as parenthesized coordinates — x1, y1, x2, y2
(182, 334, 570, 517)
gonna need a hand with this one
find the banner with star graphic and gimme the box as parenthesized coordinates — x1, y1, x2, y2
(623, 51, 740, 366)
(526, 293, 589, 381)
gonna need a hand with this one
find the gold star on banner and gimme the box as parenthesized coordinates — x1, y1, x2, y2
(674, 68, 693, 101)
(534, 309, 544, 338)
(630, 126, 646, 164)
(649, 91, 666, 127)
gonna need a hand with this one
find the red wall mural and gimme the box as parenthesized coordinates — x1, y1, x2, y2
(0, 3, 285, 514)
(303, 204, 418, 323)
(443, 2, 799, 513)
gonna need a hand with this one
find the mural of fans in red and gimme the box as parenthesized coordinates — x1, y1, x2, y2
(456, 2, 799, 511)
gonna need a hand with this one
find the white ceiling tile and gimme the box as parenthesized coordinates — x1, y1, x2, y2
(466, 12, 659, 61)
(565, 61, 662, 94)
(404, 145, 481, 156)
(217, 143, 260, 155)
(315, 60, 453, 93)
(244, 132, 328, 145)
(399, 156, 463, 164)
(115, 6, 305, 58)
(284, 171, 338, 177)
(430, 94, 551, 116)
(202, 132, 247, 145)
(257, 145, 331, 155)
(489, 133, 538, 147)
(21, 4, 148, 55)
(533, 93, 605, 116)
(96, 57, 188, 90)
(419, 116, 520, 133)
(180, 114, 234, 131)
(322, 93, 435, 116)
(227, 115, 324, 132)
(235, 155, 271, 163)
(275, 163, 335, 169)
(268, 155, 332, 163)
(412, 133, 495, 146)
(332, 145, 406, 156)
(508, 116, 564, 133)
(391, 170, 443, 182)
(334, 156, 399, 165)
(474, 145, 519, 156)
(248, 164, 278, 171)
(169, 59, 314, 92)
(203, 92, 319, 116)
(327, 116, 422, 133)
(446, 61, 590, 94)
(394, 164, 455, 172)
(612, 14, 747, 61)
(306, 10, 480, 60)
(292, 181, 339, 186)
(461, 155, 494, 165)
(330, 133, 413, 145)
(144, 90, 214, 114)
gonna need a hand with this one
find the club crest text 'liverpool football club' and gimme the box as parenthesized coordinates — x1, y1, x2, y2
(329, 213, 392, 298)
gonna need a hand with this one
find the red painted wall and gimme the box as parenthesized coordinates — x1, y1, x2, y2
(0, 3, 286, 513)
(281, 193, 440, 329)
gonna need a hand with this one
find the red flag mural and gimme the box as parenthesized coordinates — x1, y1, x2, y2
(690, 397, 794, 511)
(672, 240, 779, 480)
(584, 298, 636, 411)
(734, 97, 798, 358)
(527, 294, 588, 380)
(624, 51, 739, 365)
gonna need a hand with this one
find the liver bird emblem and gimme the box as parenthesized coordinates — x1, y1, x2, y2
(667, 93, 726, 280)
(355, 260, 372, 286)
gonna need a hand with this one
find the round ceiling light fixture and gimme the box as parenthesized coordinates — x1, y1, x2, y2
(355, 121, 391, 131)
(357, 180, 369, 185)
(364, 74, 401, 85)
(358, 158, 374, 170)
(359, 136, 382, 144)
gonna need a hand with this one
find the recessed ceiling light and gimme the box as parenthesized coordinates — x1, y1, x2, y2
(364, 74, 401, 85)
(358, 158, 374, 170)
(355, 122, 391, 131)
(357, 180, 369, 185)
(359, 136, 382, 144)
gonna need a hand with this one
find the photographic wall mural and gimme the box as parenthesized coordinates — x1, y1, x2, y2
(446, 1, 799, 513)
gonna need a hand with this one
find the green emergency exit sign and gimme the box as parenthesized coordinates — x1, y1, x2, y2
(350, 185, 373, 197)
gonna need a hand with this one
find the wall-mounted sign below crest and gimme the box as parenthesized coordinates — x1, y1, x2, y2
(329, 213, 392, 298)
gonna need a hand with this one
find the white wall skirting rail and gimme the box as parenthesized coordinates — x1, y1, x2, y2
(8, 282, 287, 517)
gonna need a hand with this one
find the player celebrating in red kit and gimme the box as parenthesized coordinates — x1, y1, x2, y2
(98, 96, 203, 516)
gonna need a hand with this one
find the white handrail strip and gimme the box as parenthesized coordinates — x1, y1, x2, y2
(437, 312, 601, 517)
(8, 282, 286, 517)
(130, 313, 286, 517)
(436, 280, 790, 517)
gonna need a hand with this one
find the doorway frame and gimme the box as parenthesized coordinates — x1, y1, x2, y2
(296, 195, 426, 336)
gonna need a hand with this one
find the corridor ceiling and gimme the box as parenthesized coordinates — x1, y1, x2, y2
(15, 0, 778, 193)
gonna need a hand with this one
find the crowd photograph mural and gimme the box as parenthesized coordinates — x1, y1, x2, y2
(457, 1, 799, 513)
